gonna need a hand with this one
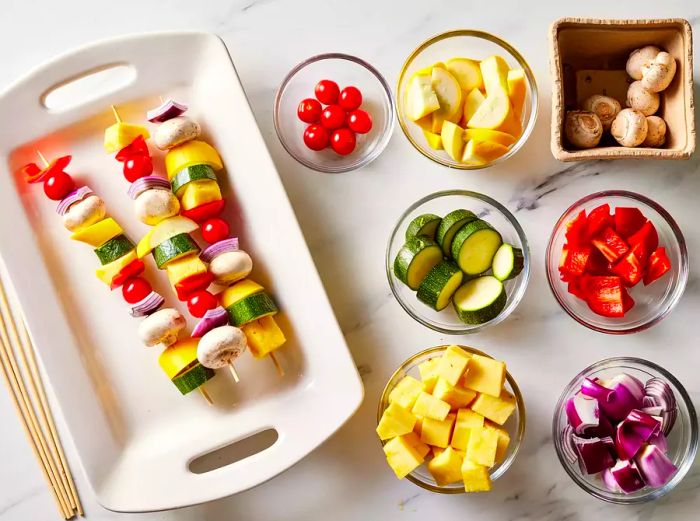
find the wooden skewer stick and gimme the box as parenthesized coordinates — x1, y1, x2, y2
(228, 363, 240, 383)
(269, 353, 284, 377)
(111, 105, 121, 123)
(198, 386, 213, 405)
(36, 150, 49, 168)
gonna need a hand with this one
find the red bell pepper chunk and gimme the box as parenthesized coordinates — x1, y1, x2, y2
(585, 247, 610, 276)
(181, 199, 225, 223)
(622, 289, 635, 313)
(585, 204, 613, 240)
(584, 276, 625, 318)
(568, 277, 588, 300)
(627, 221, 658, 264)
(115, 135, 150, 162)
(592, 227, 629, 263)
(614, 207, 646, 239)
(643, 247, 671, 286)
(565, 210, 587, 246)
(110, 259, 146, 290)
(611, 251, 643, 287)
(174, 272, 214, 301)
(25, 155, 72, 184)
(561, 245, 591, 277)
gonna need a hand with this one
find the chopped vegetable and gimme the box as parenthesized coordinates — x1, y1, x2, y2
(608, 459, 646, 493)
(584, 276, 625, 318)
(200, 238, 240, 263)
(614, 207, 647, 238)
(643, 247, 671, 285)
(147, 98, 188, 123)
(635, 444, 677, 488)
(592, 227, 629, 263)
(565, 393, 600, 435)
(572, 435, 615, 474)
(616, 409, 661, 460)
(129, 291, 165, 317)
(611, 251, 644, 286)
(192, 306, 229, 338)
(584, 204, 613, 240)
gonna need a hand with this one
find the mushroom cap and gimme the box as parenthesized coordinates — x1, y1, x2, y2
(626, 81, 660, 116)
(154, 116, 201, 150)
(626, 45, 661, 80)
(138, 308, 186, 347)
(641, 52, 677, 93)
(564, 110, 603, 149)
(135, 188, 180, 225)
(582, 95, 621, 130)
(62, 195, 106, 231)
(209, 250, 253, 284)
(642, 116, 667, 147)
(611, 109, 648, 147)
(197, 325, 248, 369)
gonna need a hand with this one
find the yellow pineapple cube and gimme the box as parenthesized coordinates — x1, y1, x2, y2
(241, 316, 286, 358)
(428, 446, 465, 486)
(389, 376, 424, 409)
(383, 435, 425, 479)
(436, 345, 471, 386)
(421, 413, 456, 448)
(433, 378, 477, 409)
(376, 402, 417, 440)
(466, 425, 499, 467)
(485, 421, 511, 464)
(431, 446, 445, 458)
(412, 392, 450, 421)
(418, 358, 440, 393)
(414, 417, 423, 436)
(180, 179, 222, 210)
(165, 253, 207, 286)
(461, 458, 492, 492)
(470, 389, 517, 426)
(462, 354, 505, 397)
(451, 408, 485, 451)
(104, 122, 149, 153)
(402, 431, 431, 459)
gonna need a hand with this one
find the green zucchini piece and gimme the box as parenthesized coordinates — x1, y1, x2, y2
(436, 209, 477, 256)
(453, 276, 507, 325)
(94, 234, 135, 265)
(417, 261, 463, 311)
(171, 363, 215, 395)
(492, 243, 524, 281)
(451, 220, 502, 276)
(152, 233, 200, 269)
(171, 164, 218, 196)
(226, 292, 278, 326)
(405, 213, 442, 240)
(393, 236, 443, 290)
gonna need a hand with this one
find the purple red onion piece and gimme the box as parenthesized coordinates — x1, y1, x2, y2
(566, 394, 600, 435)
(56, 186, 93, 215)
(616, 409, 662, 460)
(635, 444, 677, 488)
(561, 425, 578, 464)
(129, 291, 165, 317)
(191, 306, 229, 338)
(572, 434, 615, 475)
(581, 377, 615, 402)
(147, 99, 188, 123)
(200, 238, 240, 263)
(127, 175, 171, 200)
(609, 459, 646, 493)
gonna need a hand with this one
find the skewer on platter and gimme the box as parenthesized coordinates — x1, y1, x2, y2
(198, 386, 213, 405)
(269, 353, 284, 377)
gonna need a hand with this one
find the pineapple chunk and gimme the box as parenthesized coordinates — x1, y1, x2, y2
(402, 431, 430, 459)
(470, 390, 517, 426)
(466, 425, 499, 467)
(418, 357, 440, 393)
(461, 458, 492, 492)
(376, 402, 417, 440)
(165, 253, 208, 287)
(421, 413, 456, 448)
(428, 446, 465, 486)
(242, 316, 286, 358)
(462, 354, 505, 397)
(412, 392, 450, 421)
(433, 378, 477, 409)
(451, 409, 485, 451)
(180, 179, 222, 211)
(414, 417, 423, 436)
(436, 345, 471, 386)
(104, 122, 149, 153)
(383, 435, 425, 479)
(431, 446, 445, 458)
(389, 376, 424, 409)
(485, 421, 511, 464)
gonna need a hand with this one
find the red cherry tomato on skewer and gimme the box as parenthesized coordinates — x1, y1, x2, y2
(320, 105, 346, 130)
(43, 171, 75, 200)
(187, 290, 218, 318)
(339, 86, 362, 111)
(202, 218, 230, 244)
(123, 155, 153, 182)
(314, 79, 339, 105)
(347, 109, 373, 134)
(330, 128, 356, 155)
(303, 124, 330, 151)
(122, 277, 152, 304)
(297, 98, 322, 123)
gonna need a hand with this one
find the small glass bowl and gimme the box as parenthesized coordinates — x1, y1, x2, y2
(553, 357, 698, 504)
(377, 345, 526, 493)
(396, 30, 538, 169)
(386, 190, 530, 334)
(545, 191, 688, 334)
(274, 53, 395, 173)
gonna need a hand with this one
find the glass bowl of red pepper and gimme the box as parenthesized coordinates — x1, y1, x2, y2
(545, 191, 688, 334)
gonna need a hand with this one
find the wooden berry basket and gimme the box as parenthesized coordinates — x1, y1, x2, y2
(549, 18, 695, 161)
(0, 32, 362, 512)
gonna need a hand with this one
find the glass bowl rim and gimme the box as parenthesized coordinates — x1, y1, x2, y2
(545, 189, 689, 335)
(385, 189, 531, 334)
(273, 52, 396, 174)
(377, 344, 527, 494)
(396, 29, 539, 170)
(551, 356, 699, 504)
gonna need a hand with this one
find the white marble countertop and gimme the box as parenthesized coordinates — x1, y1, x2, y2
(1, 0, 699, 519)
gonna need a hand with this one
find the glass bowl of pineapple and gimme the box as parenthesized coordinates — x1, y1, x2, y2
(376, 345, 526, 493)
(396, 30, 538, 169)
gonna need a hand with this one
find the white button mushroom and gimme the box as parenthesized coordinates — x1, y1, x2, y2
(626, 81, 659, 116)
(611, 109, 648, 147)
(582, 95, 621, 131)
(134, 188, 180, 225)
(641, 52, 677, 93)
(138, 308, 186, 347)
(564, 110, 603, 149)
(197, 325, 248, 369)
(626, 46, 661, 80)
(154, 116, 201, 150)
(62, 195, 106, 232)
(642, 116, 667, 147)
(208, 250, 253, 284)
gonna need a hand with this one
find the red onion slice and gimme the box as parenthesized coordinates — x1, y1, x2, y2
(200, 238, 239, 263)
(581, 377, 615, 402)
(609, 459, 646, 493)
(56, 186, 93, 215)
(129, 291, 165, 317)
(191, 306, 229, 338)
(572, 435, 615, 475)
(644, 377, 677, 435)
(635, 444, 677, 488)
(561, 425, 579, 464)
(566, 394, 600, 435)
(616, 409, 662, 460)
(147, 99, 188, 122)
(128, 175, 171, 199)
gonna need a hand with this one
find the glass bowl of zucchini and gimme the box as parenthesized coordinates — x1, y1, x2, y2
(386, 190, 530, 334)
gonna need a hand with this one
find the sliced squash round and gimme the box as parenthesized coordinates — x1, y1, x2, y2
(405, 213, 442, 240)
(94, 235, 135, 265)
(226, 292, 278, 326)
(152, 233, 200, 269)
(492, 243, 524, 281)
(436, 209, 477, 256)
(417, 261, 463, 311)
(393, 236, 443, 290)
(451, 220, 502, 276)
(171, 364, 215, 395)
(453, 276, 507, 325)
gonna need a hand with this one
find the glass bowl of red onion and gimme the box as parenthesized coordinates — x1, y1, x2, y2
(553, 357, 697, 503)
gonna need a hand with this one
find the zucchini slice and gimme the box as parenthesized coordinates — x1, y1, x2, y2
(226, 292, 278, 326)
(152, 233, 200, 268)
(171, 363, 215, 395)
(171, 164, 218, 196)
(453, 276, 507, 325)
(393, 236, 443, 290)
(405, 213, 442, 240)
(451, 220, 502, 276)
(94, 234, 135, 265)
(436, 209, 477, 256)
(417, 261, 463, 310)
(492, 243, 524, 281)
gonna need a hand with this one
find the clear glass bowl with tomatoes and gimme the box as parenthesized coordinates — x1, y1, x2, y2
(274, 53, 395, 173)
(546, 191, 688, 334)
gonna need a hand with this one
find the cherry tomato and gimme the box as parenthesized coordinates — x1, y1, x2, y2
(123, 155, 153, 183)
(339, 86, 362, 111)
(347, 109, 373, 134)
(187, 290, 218, 318)
(303, 124, 330, 151)
(330, 128, 356, 155)
(202, 218, 230, 244)
(320, 105, 346, 130)
(122, 277, 152, 304)
(43, 171, 75, 200)
(314, 79, 339, 105)
(297, 98, 322, 123)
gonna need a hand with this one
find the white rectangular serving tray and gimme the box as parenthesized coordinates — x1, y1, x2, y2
(0, 32, 363, 512)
